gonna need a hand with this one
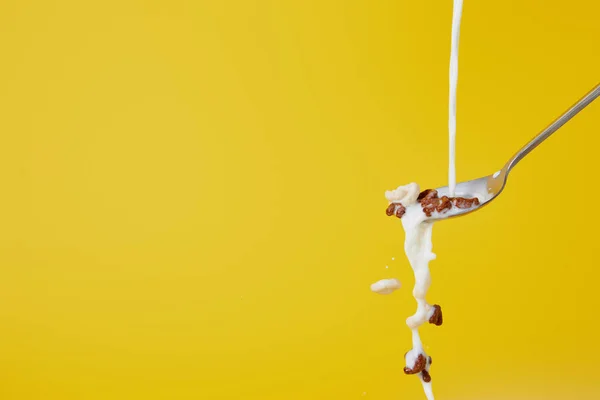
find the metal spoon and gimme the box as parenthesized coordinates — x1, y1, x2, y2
(431, 83, 600, 221)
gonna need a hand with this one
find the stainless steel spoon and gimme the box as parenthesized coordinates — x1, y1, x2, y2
(431, 83, 600, 221)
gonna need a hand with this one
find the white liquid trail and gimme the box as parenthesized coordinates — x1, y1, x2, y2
(384, 184, 437, 400)
(402, 206, 435, 400)
(448, 0, 464, 197)
(383, 183, 485, 399)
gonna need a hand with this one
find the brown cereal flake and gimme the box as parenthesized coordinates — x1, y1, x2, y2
(394, 203, 406, 219)
(435, 196, 452, 213)
(385, 203, 396, 216)
(421, 370, 432, 383)
(429, 304, 443, 326)
(417, 189, 438, 201)
(451, 197, 480, 209)
(403, 353, 427, 375)
(421, 201, 436, 217)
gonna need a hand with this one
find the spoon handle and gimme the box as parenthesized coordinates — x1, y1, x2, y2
(505, 83, 600, 172)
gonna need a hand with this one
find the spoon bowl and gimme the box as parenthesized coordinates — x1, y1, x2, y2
(428, 169, 507, 221)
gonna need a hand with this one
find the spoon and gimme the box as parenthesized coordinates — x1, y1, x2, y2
(431, 83, 600, 221)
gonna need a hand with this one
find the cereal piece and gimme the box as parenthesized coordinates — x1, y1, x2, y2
(419, 198, 438, 208)
(451, 197, 480, 209)
(395, 204, 406, 218)
(418, 190, 446, 217)
(428, 356, 432, 365)
(436, 196, 452, 213)
(429, 304, 443, 326)
(385, 203, 407, 219)
(419, 195, 437, 214)
(403, 353, 427, 375)
(421, 203, 435, 217)
(385, 203, 396, 216)
(451, 197, 469, 208)
(417, 189, 438, 201)
(421, 370, 432, 383)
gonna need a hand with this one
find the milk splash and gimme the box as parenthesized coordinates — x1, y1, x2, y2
(384, 184, 438, 399)
(401, 203, 436, 400)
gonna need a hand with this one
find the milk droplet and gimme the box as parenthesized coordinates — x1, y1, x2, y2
(371, 278, 401, 294)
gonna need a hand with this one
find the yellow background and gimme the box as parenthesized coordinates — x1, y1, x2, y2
(1, 1, 599, 399)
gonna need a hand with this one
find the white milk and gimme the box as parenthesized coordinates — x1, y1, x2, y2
(379, 182, 481, 400)
(448, 0, 464, 197)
